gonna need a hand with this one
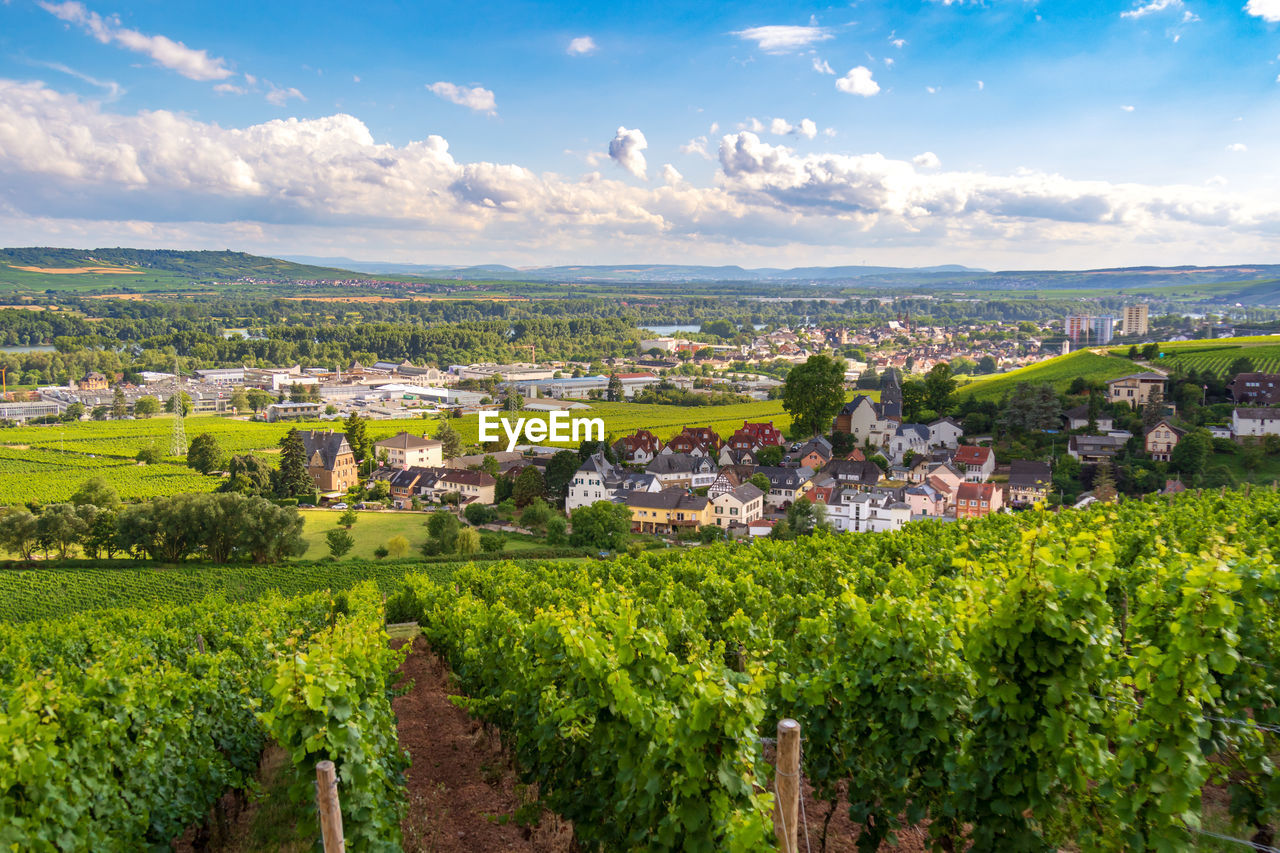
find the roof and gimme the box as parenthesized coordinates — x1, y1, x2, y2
(646, 453, 708, 475)
(374, 431, 443, 451)
(1108, 372, 1167, 384)
(823, 458, 882, 483)
(1007, 460, 1052, 488)
(957, 482, 997, 501)
(1145, 420, 1186, 437)
(439, 469, 497, 487)
(954, 445, 992, 466)
(298, 430, 352, 470)
(929, 416, 962, 429)
(625, 489, 709, 511)
(756, 465, 815, 487)
(1234, 407, 1280, 420)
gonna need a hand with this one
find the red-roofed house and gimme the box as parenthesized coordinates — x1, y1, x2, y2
(956, 482, 1003, 519)
(613, 429, 664, 464)
(739, 421, 785, 447)
(953, 445, 995, 482)
(665, 426, 723, 457)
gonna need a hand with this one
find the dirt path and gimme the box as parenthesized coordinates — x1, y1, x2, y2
(393, 637, 572, 853)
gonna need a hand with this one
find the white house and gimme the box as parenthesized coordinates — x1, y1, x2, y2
(889, 424, 930, 465)
(710, 483, 765, 529)
(823, 490, 911, 534)
(928, 417, 964, 449)
(373, 432, 444, 469)
(566, 453, 619, 512)
(953, 445, 996, 482)
(1232, 408, 1280, 437)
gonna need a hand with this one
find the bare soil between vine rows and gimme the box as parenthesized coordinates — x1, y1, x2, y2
(393, 636, 929, 853)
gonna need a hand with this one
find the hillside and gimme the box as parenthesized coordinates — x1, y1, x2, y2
(0, 247, 357, 284)
(956, 350, 1137, 400)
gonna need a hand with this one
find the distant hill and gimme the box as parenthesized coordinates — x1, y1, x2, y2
(0, 248, 357, 281)
(282, 256, 988, 282)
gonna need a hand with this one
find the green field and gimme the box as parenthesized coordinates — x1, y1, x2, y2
(956, 350, 1137, 401)
(296, 508, 548, 560)
(0, 399, 801, 504)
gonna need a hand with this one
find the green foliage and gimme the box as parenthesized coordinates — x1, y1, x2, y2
(186, 431, 224, 475)
(260, 584, 409, 851)
(425, 509, 460, 554)
(518, 497, 552, 530)
(513, 466, 546, 508)
(325, 528, 355, 559)
(568, 500, 631, 550)
(275, 428, 313, 499)
(434, 419, 464, 459)
(338, 508, 359, 529)
(782, 353, 847, 436)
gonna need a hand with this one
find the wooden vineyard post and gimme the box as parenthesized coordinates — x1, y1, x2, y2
(774, 719, 801, 853)
(316, 760, 345, 852)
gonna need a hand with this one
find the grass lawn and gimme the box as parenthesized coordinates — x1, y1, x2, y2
(956, 351, 1136, 402)
(299, 509, 432, 560)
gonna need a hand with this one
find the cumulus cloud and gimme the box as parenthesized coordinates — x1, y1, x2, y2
(567, 36, 597, 55)
(732, 25, 832, 53)
(680, 136, 711, 159)
(265, 83, 305, 106)
(4, 80, 1280, 265)
(1120, 0, 1182, 18)
(608, 126, 648, 179)
(1121, 104, 1136, 111)
(812, 57, 835, 74)
(1245, 0, 1280, 21)
(38, 1, 233, 81)
(836, 66, 880, 97)
(913, 152, 941, 169)
(427, 81, 496, 115)
(769, 118, 819, 139)
(1227, 143, 1248, 152)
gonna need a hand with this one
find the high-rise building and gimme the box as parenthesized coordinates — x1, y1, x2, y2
(1064, 314, 1115, 345)
(1123, 304, 1149, 337)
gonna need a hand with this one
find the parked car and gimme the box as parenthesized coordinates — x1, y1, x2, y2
(332, 502, 349, 510)
(298, 503, 315, 509)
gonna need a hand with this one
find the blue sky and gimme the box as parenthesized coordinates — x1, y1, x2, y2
(1, 0, 1278, 268)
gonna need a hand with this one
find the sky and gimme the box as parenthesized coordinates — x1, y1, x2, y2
(1, 0, 1279, 270)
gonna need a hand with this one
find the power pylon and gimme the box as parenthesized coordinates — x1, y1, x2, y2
(170, 354, 187, 456)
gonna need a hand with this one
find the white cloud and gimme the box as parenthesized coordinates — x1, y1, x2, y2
(884, 57, 895, 67)
(1245, 0, 1280, 22)
(977, 80, 984, 90)
(890, 38, 906, 48)
(926, 86, 939, 94)
(5, 80, 1280, 267)
(427, 81, 496, 115)
(836, 66, 880, 97)
(732, 25, 832, 53)
(709, 122, 719, 134)
(1227, 143, 1248, 152)
(913, 152, 941, 169)
(680, 136, 711, 159)
(567, 36, 597, 55)
(265, 83, 305, 106)
(1120, 0, 1182, 19)
(33, 60, 123, 100)
(1121, 104, 1136, 112)
(661, 164, 683, 185)
(812, 57, 835, 75)
(739, 117, 765, 132)
(608, 126, 648, 179)
(213, 82, 246, 95)
(767, 117, 819, 139)
(38, 1, 233, 81)
(353, 75, 361, 83)
(823, 127, 837, 137)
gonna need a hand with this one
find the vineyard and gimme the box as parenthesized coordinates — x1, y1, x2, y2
(1154, 344, 1280, 378)
(403, 488, 1279, 851)
(0, 557, 465, 623)
(956, 350, 1136, 401)
(0, 583, 406, 850)
(0, 399, 797, 503)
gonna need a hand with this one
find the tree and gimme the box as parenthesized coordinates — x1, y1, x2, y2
(544, 516, 567, 545)
(1141, 387, 1165, 432)
(513, 466, 546, 508)
(1141, 343, 1161, 361)
(82, 509, 120, 559)
(385, 535, 409, 558)
(755, 445, 784, 467)
(36, 504, 88, 561)
(343, 412, 371, 465)
(856, 367, 879, 390)
(63, 402, 85, 421)
(0, 508, 38, 560)
(480, 455, 500, 477)
(230, 388, 250, 413)
(607, 373, 624, 402)
(997, 383, 1062, 435)
(748, 472, 772, 494)
(977, 355, 998, 374)
(289, 383, 309, 403)
(1170, 427, 1212, 481)
(519, 498, 553, 529)
(164, 392, 192, 416)
(923, 363, 957, 415)
(786, 496, 827, 536)
(338, 508, 359, 529)
(220, 454, 274, 496)
(569, 501, 631, 550)
(111, 386, 128, 420)
(246, 388, 274, 413)
(187, 432, 224, 475)
(1091, 464, 1118, 502)
(456, 527, 481, 554)
(435, 419, 464, 460)
(480, 532, 507, 552)
(325, 528, 355, 559)
(426, 509, 460, 554)
(133, 396, 160, 418)
(782, 354, 847, 437)
(544, 450, 581, 505)
(136, 445, 163, 465)
(70, 477, 121, 512)
(274, 428, 314, 499)
(699, 524, 725, 544)
(1229, 356, 1254, 376)
(464, 502, 497, 526)
(503, 391, 524, 412)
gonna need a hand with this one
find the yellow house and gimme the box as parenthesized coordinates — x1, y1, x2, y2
(624, 489, 712, 534)
(1145, 420, 1185, 462)
(1107, 373, 1167, 409)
